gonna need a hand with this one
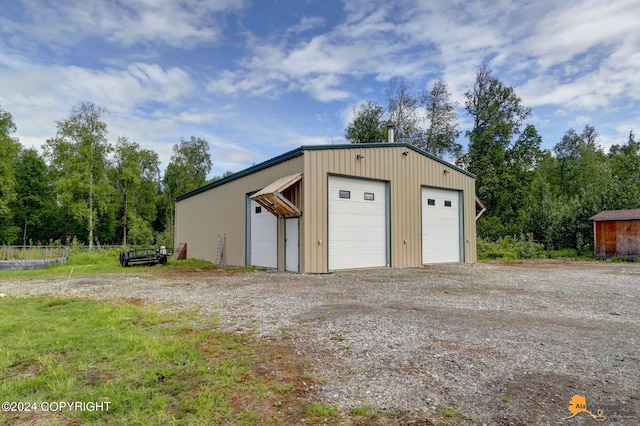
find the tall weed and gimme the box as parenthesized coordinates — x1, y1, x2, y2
(477, 235, 546, 260)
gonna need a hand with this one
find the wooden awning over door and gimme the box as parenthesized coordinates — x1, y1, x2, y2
(250, 173, 302, 218)
(475, 196, 486, 220)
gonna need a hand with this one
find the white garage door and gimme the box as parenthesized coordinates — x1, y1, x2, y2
(328, 176, 388, 270)
(422, 187, 462, 263)
(249, 199, 277, 268)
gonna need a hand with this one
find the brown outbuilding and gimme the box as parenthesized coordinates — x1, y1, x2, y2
(590, 209, 640, 260)
(175, 143, 483, 273)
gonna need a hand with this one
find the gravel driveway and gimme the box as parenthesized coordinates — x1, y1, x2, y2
(1, 260, 638, 425)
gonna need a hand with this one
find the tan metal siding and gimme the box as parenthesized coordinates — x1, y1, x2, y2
(302, 147, 476, 273)
(177, 145, 476, 274)
(175, 156, 303, 268)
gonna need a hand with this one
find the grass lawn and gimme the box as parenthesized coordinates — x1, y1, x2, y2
(0, 248, 229, 280)
(0, 295, 326, 425)
(0, 249, 456, 425)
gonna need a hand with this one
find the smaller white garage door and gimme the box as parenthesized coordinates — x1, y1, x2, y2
(328, 176, 388, 270)
(249, 199, 277, 268)
(422, 187, 462, 264)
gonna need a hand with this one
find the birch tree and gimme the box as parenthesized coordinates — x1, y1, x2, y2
(43, 102, 112, 248)
(112, 137, 160, 246)
(422, 79, 461, 160)
(346, 78, 462, 159)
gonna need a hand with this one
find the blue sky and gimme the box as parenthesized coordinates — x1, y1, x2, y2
(1, 0, 639, 177)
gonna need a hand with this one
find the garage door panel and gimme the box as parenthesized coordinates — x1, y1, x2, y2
(249, 200, 277, 268)
(328, 176, 388, 270)
(422, 187, 461, 264)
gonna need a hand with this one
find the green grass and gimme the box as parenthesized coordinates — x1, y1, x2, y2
(438, 405, 463, 418)
(305, 403, 338, 418)
(272, 384, 293, 394)
(351, 404, 378, 418)
(0, 248, 124, 279)
(477, 236, 597, 261)
(0, 296, 289, 425)
(0, 248, 230, 280)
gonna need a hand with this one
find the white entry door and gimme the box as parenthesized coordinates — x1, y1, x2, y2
(421, 187, 461, 263)
(328, 176, 388, 270)
(285, 218, 299, 272)
(249, 199, 277, 268)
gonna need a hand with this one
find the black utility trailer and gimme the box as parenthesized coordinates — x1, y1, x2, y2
(119, 247, 172, 267)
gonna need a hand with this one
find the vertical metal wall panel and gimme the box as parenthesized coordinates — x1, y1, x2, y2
(302, 146, 477, 273)
(175, 156, 304, 269)
(177, 145, 477, 274)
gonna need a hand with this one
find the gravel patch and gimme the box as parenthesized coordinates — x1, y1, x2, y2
(1, 261, 638, 424)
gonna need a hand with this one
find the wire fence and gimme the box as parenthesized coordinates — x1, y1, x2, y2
(0, 244, 173, 261)
(0, 246, 70, 261)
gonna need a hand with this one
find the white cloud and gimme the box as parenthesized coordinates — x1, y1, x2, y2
(289, 16, 325, 34)
(0, 42, 198, 163)
(280, 135, 336, 146)
(207, 21, 390, 100)
(175, 110, 225, 124)
(299, 74, 352, 102)
(2, 0, 246, 49)
(206, 139, 260, 173)
(569, 116, 592, 129)
(525, 1, 639, 68)
(4, 0, 640, 171)
(2, 61, 194, 116)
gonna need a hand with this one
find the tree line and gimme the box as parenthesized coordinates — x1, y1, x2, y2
(3, 64, 638, 254)
(0, 101, 222, 248)
(346, 64, 640, 254)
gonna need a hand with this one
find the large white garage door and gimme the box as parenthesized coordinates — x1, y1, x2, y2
(328, 176, 388, 270)
(249, 199, 277, 268)
(422, 187, 462, 263)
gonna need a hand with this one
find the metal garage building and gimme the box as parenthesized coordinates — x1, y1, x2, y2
(175, 143, 482, 273)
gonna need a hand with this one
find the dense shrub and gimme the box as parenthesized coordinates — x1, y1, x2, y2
(477, 236, 546, 260)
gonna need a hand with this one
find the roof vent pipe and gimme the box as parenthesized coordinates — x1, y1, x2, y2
(387, 124, 395, 144)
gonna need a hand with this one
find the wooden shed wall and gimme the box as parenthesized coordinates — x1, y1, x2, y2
(302, 146, 477, 273)
(594, 219, 640, 259)
(175, 156, 304, 268)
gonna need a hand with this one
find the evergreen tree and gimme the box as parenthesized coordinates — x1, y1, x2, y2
(13, 148, 56, 245)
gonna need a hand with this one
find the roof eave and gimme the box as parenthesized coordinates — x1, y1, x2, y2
(175, 147, 304, 201)
(176, 142, 475, 202)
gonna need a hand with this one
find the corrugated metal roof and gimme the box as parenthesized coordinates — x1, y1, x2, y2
(175, 143, 476, 201)
(590, 209, 640, 221)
